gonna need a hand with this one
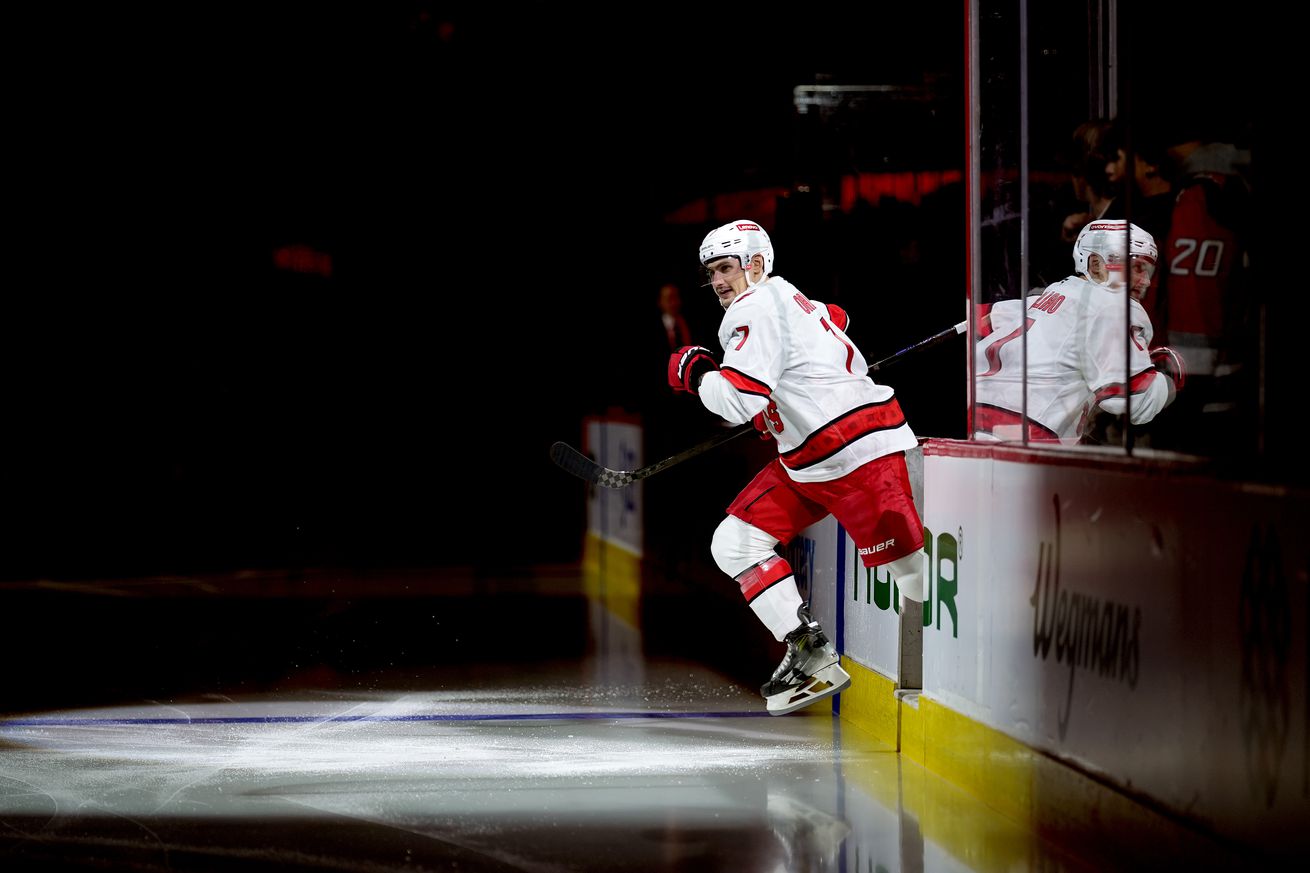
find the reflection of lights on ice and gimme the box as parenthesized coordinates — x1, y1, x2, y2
(0, 665, 1136, 873)
(2, 712, 834, 777)
(0, 677, 850, 822)
(0, 663, 907, 873)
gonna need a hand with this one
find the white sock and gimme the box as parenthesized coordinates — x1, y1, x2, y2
(886, 550, 925, 602)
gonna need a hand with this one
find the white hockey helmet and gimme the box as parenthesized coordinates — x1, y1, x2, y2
(698, 220, 775, 274)
(1073, 220, 1158, 284)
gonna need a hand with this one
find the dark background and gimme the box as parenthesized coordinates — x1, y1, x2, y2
(3, 3, 1282, 588)
(0, 1, 1289, 726)
(4, 3, 968, 582)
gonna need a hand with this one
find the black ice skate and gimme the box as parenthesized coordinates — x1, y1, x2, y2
(761, 605, 852, 716)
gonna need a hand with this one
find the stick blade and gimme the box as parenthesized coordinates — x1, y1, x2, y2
(550, 441, 599, 482)
(549, 441, 633, 489)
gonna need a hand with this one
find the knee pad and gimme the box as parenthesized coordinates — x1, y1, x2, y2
(886, 550, 925, 602)
(710, 515, 779, 578)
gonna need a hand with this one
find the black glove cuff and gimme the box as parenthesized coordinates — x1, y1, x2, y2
(686, 355, 718, 394)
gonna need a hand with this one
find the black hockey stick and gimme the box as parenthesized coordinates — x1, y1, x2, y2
(866, 319, 968, 372)
(550, 319, 967, 489)
(550, 424, 755, 489)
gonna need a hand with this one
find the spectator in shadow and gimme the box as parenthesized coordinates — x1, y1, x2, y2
(1096, 116, 1177, 346)
(1032, 119, 1122, 289)
(641, 280, 722, 577)
(658, 282, 692, 353)
(1059, 120, 1121, 245)
(1102, 116, 1175, 244)
(1144, 117, 1254, 459)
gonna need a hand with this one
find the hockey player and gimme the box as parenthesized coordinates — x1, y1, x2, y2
(973, 220, 1184, 443)
(667, 220, 929, 716)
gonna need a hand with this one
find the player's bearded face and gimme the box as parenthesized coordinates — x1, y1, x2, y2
(703, 257, 748, 310)
(1128, 255, 1156, 298)
(1102, 252, 1156, 295)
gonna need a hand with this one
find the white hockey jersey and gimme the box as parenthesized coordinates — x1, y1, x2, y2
(698, 276, 917, 483)
(974, 276, 1170, 442)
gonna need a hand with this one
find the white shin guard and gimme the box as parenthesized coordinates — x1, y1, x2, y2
(711, 516, 804, 641)
(749, 582, 805, 642)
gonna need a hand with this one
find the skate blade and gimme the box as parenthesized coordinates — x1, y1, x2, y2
(765, 663, 852, 716)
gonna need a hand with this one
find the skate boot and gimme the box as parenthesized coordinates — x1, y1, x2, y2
(761, 604, 851, 716)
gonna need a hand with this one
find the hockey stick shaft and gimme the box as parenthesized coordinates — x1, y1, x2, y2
(552, 319, 968, 488)
(548, 425, 754, 489)
(632, 422, 755, 479)
(867, 319, 967, 372)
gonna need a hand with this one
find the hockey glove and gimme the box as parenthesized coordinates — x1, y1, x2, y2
(824, 303, 849, 332)
(1150, 346, 1185, 391)
(752, 400, 783, 440)
(668, 345, 719, 394)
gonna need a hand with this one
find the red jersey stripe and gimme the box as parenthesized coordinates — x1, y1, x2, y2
(1091, 369, 1157, 406)
(721, 367, 772, 397)
(973, 403, 1061, 441)
(781, 400, 907, 470)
